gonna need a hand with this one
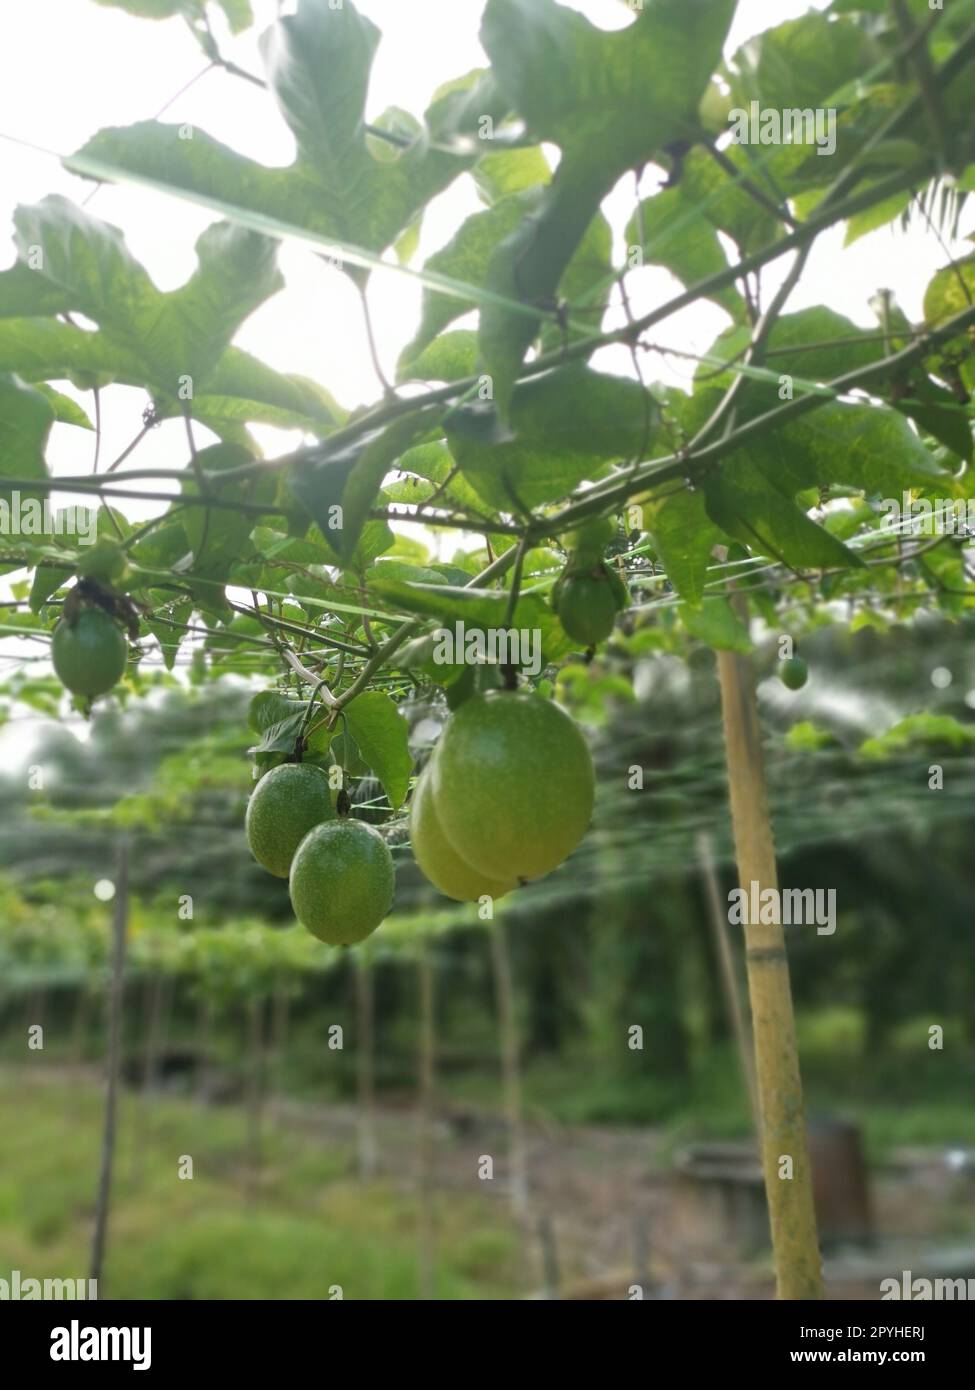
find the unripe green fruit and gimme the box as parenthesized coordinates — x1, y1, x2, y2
(52, 607, 128, 697)
(246, 762, 336, 878)
(556, 572, 620, 647)
(432, 692, 594, 882)
(780, 656, 809, 691)
(289, 818, 394, 946)
(410, 766, 517, 903)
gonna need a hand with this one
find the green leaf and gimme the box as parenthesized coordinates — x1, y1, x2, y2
(400, 190, 612, 376)
(0, 373, 53, 490)
(399, 194, 533, 370)
(13, 194, 162, 357)
(171, 444, 277, 614)
(705, 465, 859, 572)
(29, 564, 68, 614)
(0, 316, 151, 391)
(249, 689, 305, 736)
(195, 351, 344, 436)
(702, 396, 947, 573)
(680, 598, 752, 652)
(249, 712, 307, 758)
(726, 12, 868, 111)
(144, 600, 193, 672)
(844, 187, 912, 245)
(681, 143, 782, 255)
(143, 219, 283, 395)
(895, 378, 973, 464)
(924, 252, 975, 336)
(641, 487, 720, 606)
(397, 331, 478, 385)
(73, 3, 494, 274)
(129, 520, 191, 571)
(364, 559, 448, 588)
(342, 690, 413, 810)
(473, 147, 551, 203)
(447, 365, 659, 513)
(772, 402, 949, 493)
(0, 261, 76, 318)
(31, 384, 93, 430)
(216, 0, 253, 33)
(288, 410, 436, 562)
(1, 198, 308, 433)
(696, 308, 886, 415)
(626, 185, 746, 318)
(860, 712, 975, 759)
(478, 0, 736, 412)
(539, 205, 613, 354)
(483, 0, 733, 160)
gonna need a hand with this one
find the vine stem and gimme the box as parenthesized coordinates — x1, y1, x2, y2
(533, 300, 975, 539)
(503, 538, 528, 630)
(281, 647, 339, 708)
(283, 543, 524, 707)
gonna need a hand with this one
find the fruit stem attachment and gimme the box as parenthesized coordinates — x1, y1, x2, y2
(503, 536, 529, 630)
(715, 631, 824, 1300)
(501, 536, 529, 691)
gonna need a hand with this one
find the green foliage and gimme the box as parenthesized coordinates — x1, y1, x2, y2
(73, 1, 500, 277)
(0, 0, 973, 974)
(478, 0, 736, 413)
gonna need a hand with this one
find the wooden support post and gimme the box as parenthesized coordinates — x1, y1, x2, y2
(716, 646, 824, 1300)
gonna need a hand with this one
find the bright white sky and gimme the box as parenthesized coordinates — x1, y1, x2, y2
(0, 0, 968, 749)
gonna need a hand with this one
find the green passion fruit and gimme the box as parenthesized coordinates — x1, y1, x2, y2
(245, 762, 336, 879)
(779, 656, 809, 691)
(410, 765, 517, 903)
(556, 572, 621, 647)
(51, 606, 129, 697)
(431, 691, 595, 882)
(289, 818, 395, 946)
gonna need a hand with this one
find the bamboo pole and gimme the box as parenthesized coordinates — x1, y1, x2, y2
(89, 839, 129, 1294)
(696, 830, 761, 1138)
(716, 646, 824, 1300)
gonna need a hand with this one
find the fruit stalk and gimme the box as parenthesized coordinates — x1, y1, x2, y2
(716, 645, 824, 1300)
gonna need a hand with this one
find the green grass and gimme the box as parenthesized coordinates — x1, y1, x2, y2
(0, 1070, 519, 1300)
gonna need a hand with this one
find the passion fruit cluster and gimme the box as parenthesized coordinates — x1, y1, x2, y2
(552, 518, 628, 649)
(246, 761, 395, 947)
(410, 691, 595, 902)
